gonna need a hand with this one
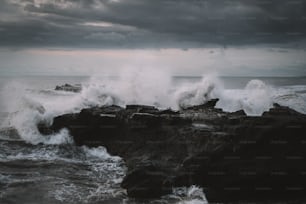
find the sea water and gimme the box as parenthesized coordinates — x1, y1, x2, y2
(0, 73, 306, 204)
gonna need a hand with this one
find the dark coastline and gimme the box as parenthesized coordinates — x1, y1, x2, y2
(37, 88, 306, 203)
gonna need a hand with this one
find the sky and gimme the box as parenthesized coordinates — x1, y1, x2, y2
(0, 0, 306, 76)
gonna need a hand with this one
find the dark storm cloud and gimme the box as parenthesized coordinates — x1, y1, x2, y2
(0, 0, 306, 48)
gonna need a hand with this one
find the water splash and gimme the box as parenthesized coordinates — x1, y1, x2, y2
(1, 72, 306, 144)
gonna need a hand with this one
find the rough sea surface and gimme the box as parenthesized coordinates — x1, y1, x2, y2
(1, 74, 306, 204)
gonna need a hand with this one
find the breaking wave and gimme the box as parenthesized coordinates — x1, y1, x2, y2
(0, 71, 306, 204)
(0, 140, 126, 203)
(216, 79, 273, 116)
(1, 70, 306, 144)
(171, 185, 208, 204)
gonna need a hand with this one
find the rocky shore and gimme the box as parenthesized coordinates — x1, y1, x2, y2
(38, 96, 306, 202)
(55, 83, 82, 92)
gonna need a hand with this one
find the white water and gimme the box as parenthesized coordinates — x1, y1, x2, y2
(172, 185, 208, 204)
(1, 70, 306, 145)
(215, 79, 273, 116)
(0, 73, 305, 204)
(0, 140, 126, 203)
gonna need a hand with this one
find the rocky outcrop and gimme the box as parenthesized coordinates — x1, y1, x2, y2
(55, 84, 82, 92)
(38, 100, 306, 202)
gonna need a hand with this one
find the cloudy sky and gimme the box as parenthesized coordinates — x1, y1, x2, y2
(0, 0, 306, 76)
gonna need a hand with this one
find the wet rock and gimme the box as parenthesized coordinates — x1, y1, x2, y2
(121, 162, 172, 198)
(126, 105, 159, 113)
(158, 108, 179, 115)
(55, 84, 82, 92)
(0, 127, 20, 140)
(263, 103, 304, 116)
(184, 98, 219, 110)
(38, 99, 306, 202)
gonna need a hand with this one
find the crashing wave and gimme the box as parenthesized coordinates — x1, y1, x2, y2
(1, 72, 306, 144)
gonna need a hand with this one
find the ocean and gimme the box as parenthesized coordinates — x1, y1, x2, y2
(1, 74, 306, 204)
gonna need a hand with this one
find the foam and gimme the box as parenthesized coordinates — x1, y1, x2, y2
(175, 75, 223, 109)
(216, 79, 273, 116)
(82, 146, 122, 162)
(172, 185, 208, 204)
(272, 87, 306, 114)
(81, 67, 173, 108)
(1, 72, 306, 144)
(0, 141, 126, 203)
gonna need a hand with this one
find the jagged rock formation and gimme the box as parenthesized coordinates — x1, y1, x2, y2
(55, 84, 82, 92)
(38, 99, 306, 202)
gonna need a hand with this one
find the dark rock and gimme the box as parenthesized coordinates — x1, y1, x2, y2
(159, 108, 179, 115)
(121, 162, 172, 198)
(129, 113, 160, 127)
(38, 99, 306, 202)
(230, 109, 246, 116)
(184, 98, 219, 110)
(126, 105, 159, 114)
(37, 123, 54, 135)
(263, 103, 303, 116)
(0, 127, 20, 139)
(55, 84, 82, 92)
